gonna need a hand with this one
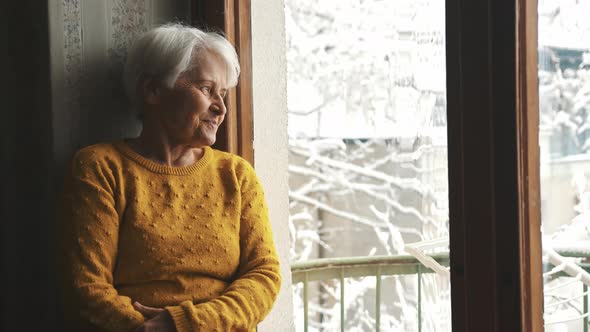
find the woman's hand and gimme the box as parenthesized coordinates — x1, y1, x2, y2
(133, 302, 177, 332)
(134, 302, 165, 318)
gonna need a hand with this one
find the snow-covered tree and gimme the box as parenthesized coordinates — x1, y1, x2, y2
(286, 0, 450, 330)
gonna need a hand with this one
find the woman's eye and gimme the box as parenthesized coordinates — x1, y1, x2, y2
(200, 86, 211, 95)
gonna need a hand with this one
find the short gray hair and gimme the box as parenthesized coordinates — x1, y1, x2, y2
(123, 23, 240, 110)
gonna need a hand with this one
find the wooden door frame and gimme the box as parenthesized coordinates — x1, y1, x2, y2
(446, 0, 543, 330)
(516, 0, 543, 330)
(192, 0, 254, 165)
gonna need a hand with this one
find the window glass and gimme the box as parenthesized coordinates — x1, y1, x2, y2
(538, 1, 590, 330)
(286, 0, 450, 330)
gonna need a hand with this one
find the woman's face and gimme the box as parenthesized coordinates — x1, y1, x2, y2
(155, 51, 229, 148)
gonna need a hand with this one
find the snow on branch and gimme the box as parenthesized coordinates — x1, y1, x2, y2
(289, 144, 438, 200)
(289, 190, 387, 229)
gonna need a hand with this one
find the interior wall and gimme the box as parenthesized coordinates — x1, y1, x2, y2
(251, 0, 295, 330)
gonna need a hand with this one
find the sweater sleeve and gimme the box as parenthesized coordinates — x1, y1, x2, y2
(58, 151, 145, 332)
(165, 161, 282, 332)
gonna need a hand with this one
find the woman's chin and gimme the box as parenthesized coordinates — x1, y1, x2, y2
(191, 136, 215, 148)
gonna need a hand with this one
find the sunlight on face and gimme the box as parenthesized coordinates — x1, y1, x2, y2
(159, 51, 229, 148)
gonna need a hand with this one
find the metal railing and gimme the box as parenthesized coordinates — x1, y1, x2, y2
(291, 253, 450, 332)
(291, 251, 590, 332)
(543, 248, 590, 331)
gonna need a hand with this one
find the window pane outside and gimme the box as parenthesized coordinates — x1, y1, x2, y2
(538, 1, 590, 331)
(285, 1, 450, 330)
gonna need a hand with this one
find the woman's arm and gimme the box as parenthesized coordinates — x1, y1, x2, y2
(58, 150, 145, 332)
(165, 161, 282, 332)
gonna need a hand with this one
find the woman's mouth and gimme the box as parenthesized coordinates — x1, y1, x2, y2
(202, 120, 217, 128)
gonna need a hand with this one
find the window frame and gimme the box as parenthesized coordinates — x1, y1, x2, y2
(446, 0, 543, 330)
(192, 0, 254, 165)
(516, 0, 544, 330)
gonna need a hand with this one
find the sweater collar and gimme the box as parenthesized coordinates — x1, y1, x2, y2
(114, 140, 213, 175)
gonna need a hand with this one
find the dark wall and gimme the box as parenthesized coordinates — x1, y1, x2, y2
(1, 1, 61, 331)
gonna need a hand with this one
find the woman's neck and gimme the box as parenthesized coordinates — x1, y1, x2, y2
(129, 123, 204, 167)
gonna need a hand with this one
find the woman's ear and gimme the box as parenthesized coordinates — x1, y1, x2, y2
(140, 77, 162, 105)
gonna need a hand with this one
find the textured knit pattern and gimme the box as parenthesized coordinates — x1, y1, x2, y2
(58, 141, 281, 332)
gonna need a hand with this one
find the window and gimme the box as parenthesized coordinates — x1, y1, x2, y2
(285, 0, 450, 331)
(538, 0, 590, 330)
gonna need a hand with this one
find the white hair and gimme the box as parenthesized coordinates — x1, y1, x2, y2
(123, 23, 240, 111)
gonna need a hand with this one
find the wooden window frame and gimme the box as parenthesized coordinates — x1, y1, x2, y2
(192, 0, 254, 165)
(196, 0, 545, 330)
(516, 0, 544, 330)
(446, 0, 543, 330)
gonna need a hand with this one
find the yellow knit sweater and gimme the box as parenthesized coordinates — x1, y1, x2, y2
(58, 141, 281, 332)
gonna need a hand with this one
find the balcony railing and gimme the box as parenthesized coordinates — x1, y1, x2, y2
(543, 246, 590, 331)
(291, 250, 590, 332)
(291, 253, 450, 332)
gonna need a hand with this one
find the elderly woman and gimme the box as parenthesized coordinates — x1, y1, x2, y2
(58, 24, 281, 332)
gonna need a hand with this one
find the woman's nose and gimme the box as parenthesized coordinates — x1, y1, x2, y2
(211, 96, 227, 116)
